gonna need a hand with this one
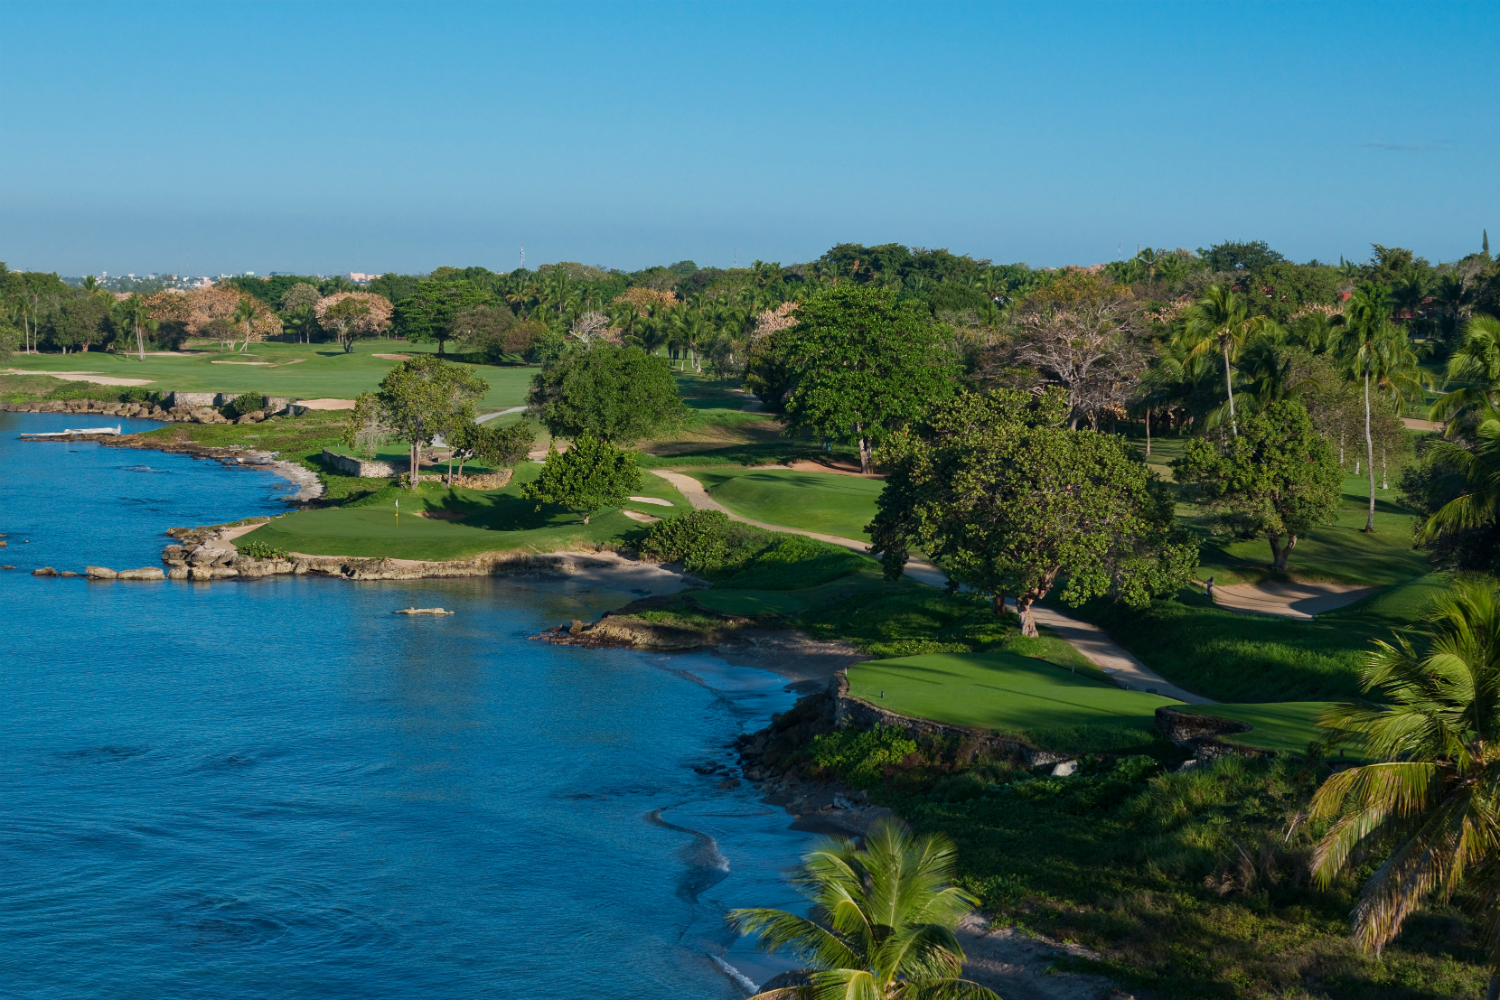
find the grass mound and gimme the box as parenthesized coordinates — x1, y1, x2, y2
(848, 651, 1179, 755)
(688, 467, 883, 540)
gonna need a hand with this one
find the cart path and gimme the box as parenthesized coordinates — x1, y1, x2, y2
(653, 470, 1207, 704)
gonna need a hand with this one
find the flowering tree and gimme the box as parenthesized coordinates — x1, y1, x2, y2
(182, 287, 281, 349)
(316, 291, 393, 353)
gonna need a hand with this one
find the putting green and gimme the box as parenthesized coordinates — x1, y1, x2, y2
(6, 341, 534, 411)
(848, 651, 1179, 749)
(238, 467, 688, 561)
(689, 468, 884, 540)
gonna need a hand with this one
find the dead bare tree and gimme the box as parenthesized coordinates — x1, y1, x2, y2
(1011, 288, 1145, 429)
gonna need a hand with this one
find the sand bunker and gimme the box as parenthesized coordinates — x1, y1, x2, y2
(1209, 579, 1381, 620)
(295, 398, 357, 410)
(3, 369, 154, 386)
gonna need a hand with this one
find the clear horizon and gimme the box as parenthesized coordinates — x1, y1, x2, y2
(2, 0, 1496, 276)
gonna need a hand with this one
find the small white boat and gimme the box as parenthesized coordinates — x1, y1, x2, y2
(26, 425, 123, 438)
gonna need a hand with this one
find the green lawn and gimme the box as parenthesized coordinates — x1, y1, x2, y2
(1189, 471, 1428, 586)
(6, 340, 534, 411)
(238, 465, 689, 560)
(687, 467, 884, 540)
(848, 651, 1180, 754)
(1175, 702, 1340, 755)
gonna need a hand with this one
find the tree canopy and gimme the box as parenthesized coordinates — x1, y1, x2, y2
(745, 284, 959, 473)
(520, 432, 641, 524)
(526, 343, 685, 445)
(871, 389, 1196, 636)
(1174, 400, 1343, 571)
(375, 355, 489, 490)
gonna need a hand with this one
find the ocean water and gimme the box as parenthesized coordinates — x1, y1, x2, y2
(0, 412, 811, 998)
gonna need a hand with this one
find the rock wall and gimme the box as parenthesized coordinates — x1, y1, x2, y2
(1154, 705, 1274, 760)
(321, 448, 403, 478)
(833, 674, 1071, 767)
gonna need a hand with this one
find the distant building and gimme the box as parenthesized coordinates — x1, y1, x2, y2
(347, 272, 381, 283)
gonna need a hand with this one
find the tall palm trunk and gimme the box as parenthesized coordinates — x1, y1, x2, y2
(1144, 408, 1151, 457)
(1222, 336, 1237, 436)
(135, 322, 145, 362)
(1364, 362, 1375, 532)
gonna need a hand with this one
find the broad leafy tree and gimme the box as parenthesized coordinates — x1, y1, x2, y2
(745, 284, 958, 473)
(1174, 400, 1342, 572)
(392, 280, 488, 356)
(315, 292, 393, 353)
(376, 355, 489, 490)
(729, 818, 998, 1000)
(526, 343, 684, 445)
(520, 432, 641, 524)
(871, 390, 1195, 636)
(445, 420, 535, 482)
(1313, 581, 1500, 1000)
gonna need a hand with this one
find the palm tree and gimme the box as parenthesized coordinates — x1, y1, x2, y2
(232, 296, 259, 353)
(1181, 284, 1256, 435)
(1313, 580, 1500, 1000)
(730, 818, 997, 1000)
(1340, 283, 1402, 531)
(117, 294, 154, 362)
(1432, 315, 1500, 436)
(1416, 405, 1500, 546)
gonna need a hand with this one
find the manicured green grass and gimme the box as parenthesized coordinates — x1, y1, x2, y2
(849, 651, 1178, 753)
(1177, 702, 1339, 755)
(237, 465, 689, 560)
(687, 467, 884, 540)
(6, 341, 534, 410)
(1189, 471, 1428, 586)
(1320, 570, 1451, 627)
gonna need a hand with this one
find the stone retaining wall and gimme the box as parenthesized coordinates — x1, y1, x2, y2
(1154, 705, 1275, 759)
(832, 674, 1071, 767)
(320, 448, 403, 478)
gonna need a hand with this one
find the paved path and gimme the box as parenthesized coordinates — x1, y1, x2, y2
(651, 470, 947, 586)
(653, 469, 1207, 703)
(1205, 579, 1381, 620)
(1018, 601, 1212, 704)
(476, 405, 527, 423)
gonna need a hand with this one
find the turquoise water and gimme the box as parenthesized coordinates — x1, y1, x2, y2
(0, 412, 809, 997)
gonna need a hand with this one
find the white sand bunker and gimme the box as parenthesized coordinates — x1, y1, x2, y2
(1209, 579, 1381, 620)
(295, 398, 357, 410)
(627, 496, 673, 506)
(3, 369, 154, 386)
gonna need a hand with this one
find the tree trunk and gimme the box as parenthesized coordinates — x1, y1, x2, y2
(1381, 446, 1387, 490)
(1268, 533, 1298, 572)
(410, 442, 420, 491)
(1485, 969, 1499, 1000)
(582, 513, 590, 524)
(136, 323, 145, 362)
(992, 592, 1007, 617)
(1015, 595, 1040, 638)
(1364, 365, 1376, 532)
(1145, 408, 1151, 457)
(1223, 338, 1237, 436)
(446, 455, 454, 486)
(855, 424, 872, 475)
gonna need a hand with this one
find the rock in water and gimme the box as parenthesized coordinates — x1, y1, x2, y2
(32, 567, 57, 577)
(85, 566, 117, 580)
(394, 607, 454, 616)
(117, 567, 166, 581)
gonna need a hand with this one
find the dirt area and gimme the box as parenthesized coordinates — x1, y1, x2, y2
(294, 398, 357, 410)
(372, 353, 411, 360)
(958, 915, 1124, 999)
(781, 458, 883, 478)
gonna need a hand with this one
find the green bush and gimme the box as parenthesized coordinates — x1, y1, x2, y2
(237, 539, 287, 561)
(807, 725, 920, 789)
(227, 392, 268, 418)
(710, 531, 866, 590)
(639, 509, 730, 572)
(119, 386, 152, 404)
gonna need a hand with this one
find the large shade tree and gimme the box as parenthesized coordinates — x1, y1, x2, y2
(526, 343, 685, 445)
(520, 432, 640, 524)
(392, 279, 489, 356)
(745, 284, 958, 473)
(870, 389, 1196, 637)
(1173, 400, 1343, 572)
(375, 355, 488, 490)
(316, 291, 393, 353)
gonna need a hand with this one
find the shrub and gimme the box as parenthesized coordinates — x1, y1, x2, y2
(807, 724, 920, 789)
(119, 386, 152, 404)
(227, 392, 268, 418)
(237, 539, 287, 561)
(639, 509, 730, 572)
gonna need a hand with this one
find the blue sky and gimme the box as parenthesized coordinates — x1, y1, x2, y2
(2, 1, 1496, 276)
